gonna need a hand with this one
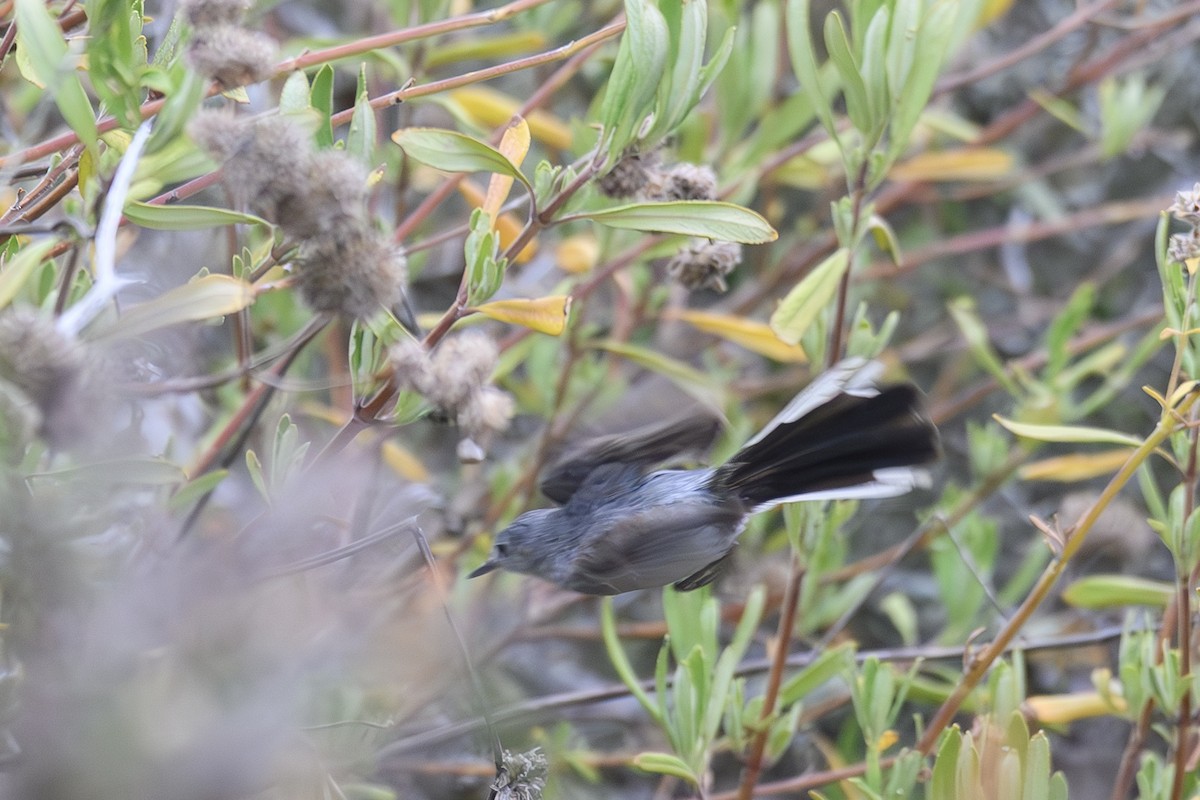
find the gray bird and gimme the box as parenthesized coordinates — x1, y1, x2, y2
(468, 359, 939, 595)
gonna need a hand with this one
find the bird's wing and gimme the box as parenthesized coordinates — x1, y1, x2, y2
(562, 502, 744, 595)
(539, 415, 723, 504)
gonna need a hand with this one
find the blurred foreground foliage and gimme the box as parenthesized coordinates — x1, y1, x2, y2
(0, 0, 1199, 798)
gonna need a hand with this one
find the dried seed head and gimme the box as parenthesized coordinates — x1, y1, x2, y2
(428, 331, 498, 409)
(1168, 228, 1200, 266)
(0, 308, 90, 445)
(181, 0, 251, 27)
(190, 112, 313, 221)
(494, 748, 548, 800)
(186, 24, 278, 89)
(294, 226, 408, 320)
(666, 240, 743, 292)
(598, 147, 663, 198)
(276, 150, 370, 240)
(1169, 182, 1200, 226)
(459, 386, 515, 437)
(390, 338, 436, 397)
(650, 163, 718, 201)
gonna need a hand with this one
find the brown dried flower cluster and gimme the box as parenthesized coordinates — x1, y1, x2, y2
(182, 0, 277, 89)
(667, 240, 743, 292)
(1168, 182, 1200, 267)
(190, 111, 407, 320)
(0, 308, 92, 448)
(598, 149, 737, 290)
(391, 332, 515, 460)
(598, 148, 718, 203)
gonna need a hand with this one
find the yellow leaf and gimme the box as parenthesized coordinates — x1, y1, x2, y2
(473, 295, 571, 335)
(1025, 691, 1125, 724)
(485, 118, 531, 218)
(556, 234, 599, 274)
(449, 86, 573, 150)
(382, 440, 430, 482)
(665, 309, 807, 363)
(1019, 448, 1134, 482)
(889, 148, 1014, 182)
(457, 179, 537, 264)
(976, 0, 1014, 27)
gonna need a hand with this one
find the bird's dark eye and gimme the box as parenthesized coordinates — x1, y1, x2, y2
(495, 542, 509, 557)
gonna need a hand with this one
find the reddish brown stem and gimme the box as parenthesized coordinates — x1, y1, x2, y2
(734, 556, 805, 800)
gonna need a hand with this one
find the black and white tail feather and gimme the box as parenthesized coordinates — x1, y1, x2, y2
(712, 359, 938, 512)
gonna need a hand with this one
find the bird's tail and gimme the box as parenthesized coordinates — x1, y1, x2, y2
(710, 359, 939, 510)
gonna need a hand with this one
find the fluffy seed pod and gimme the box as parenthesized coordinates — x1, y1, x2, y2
(276, 150, 370, 240)
(1169, 182, 1200, 226)
(189, 112, 313, 222)
(428, 332, 499, 409)
(650, 163, 718, 201)
(459, 386, 515, 438)
(390, 339, 436, 397)
(181, 0, 251, 27)
(0, 308, 90, 445)
(186, 24, 278, 89)
(666, 240, 743, 292)
(294, 226, 408, 321)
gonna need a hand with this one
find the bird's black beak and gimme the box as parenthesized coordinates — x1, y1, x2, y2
(468, 560, 498, 579)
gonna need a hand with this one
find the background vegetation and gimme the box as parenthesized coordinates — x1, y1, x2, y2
(0, 0, 1199, 798)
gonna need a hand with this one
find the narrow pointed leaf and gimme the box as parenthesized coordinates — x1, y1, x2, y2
(993, 416, 1143, 448)
(769, 249, 848, 345)
(582, 201, 776, 244)
(666, 308, 807, 362)
(123, 201, 268, 231)
(0, 239, 58, 309)
(91, 275, 255, 341)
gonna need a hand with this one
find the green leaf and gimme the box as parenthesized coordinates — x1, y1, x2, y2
(310, 64, 335, 148)
(1023, 732, 1052, 800)
(168, 468, 230, 511)
(947, 296, 1020, 394)
(148, 67, 208, 154)
(1062, 575, 1173, 609)
(123, 201, 269, 231)
(89, 275, 255, 341)
(786, 0, 841, 149)
(928, 727, 962, 800)
(581, 200, 776, 244)
(632, 752, 698, 784)
(1044, 283, 1094, 379)
(246, 449, 269, 503)
(993, 416, 1144, 448)
(865, 213, 902, 265)
(347, 64, 377, 163)
(0, 239, 58, 309)
(600, 597, 662, 721)
(279, 70, 311, 115)
(597, 0, 669, 159)
(779, 643, 854, 706)
(14, 0, 99, 151)
(391, 128, 532, 191)
(887, 0, 955, 162)
(769, 248, 848, 345)
(593, 339, 724, 409)
(823, 12, 872, 135)
(29, 457, 186, 485)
